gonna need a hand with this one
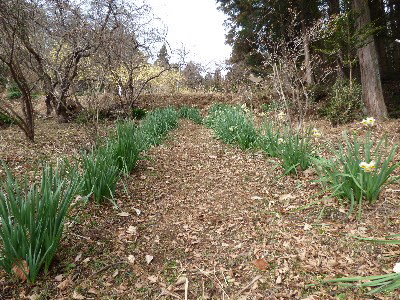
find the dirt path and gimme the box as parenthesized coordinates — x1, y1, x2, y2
(126, 120, 283, 298)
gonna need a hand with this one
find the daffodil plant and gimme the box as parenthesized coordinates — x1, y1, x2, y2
(205, 104, 259, 150)
(313, 131, 399, 218)
(277, 127, 315, 175)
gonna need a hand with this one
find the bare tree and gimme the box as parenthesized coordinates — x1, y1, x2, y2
(0, 0, 36, 141)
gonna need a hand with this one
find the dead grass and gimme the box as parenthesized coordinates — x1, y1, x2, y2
(0, 112, 400, 299)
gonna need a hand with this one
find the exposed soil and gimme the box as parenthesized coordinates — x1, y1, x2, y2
(1, 114, 400, 299)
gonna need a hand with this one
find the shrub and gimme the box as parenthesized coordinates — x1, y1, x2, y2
(131, 107, 147, 120)
(74, 109, 111, 124)
(278, 128, 314, 175)
(178, 106, 203, 124)
(259, 101, 283, 113)
(323, 79, 363, 126)
(313, 132, 399, 218)
(205, 104, 259, 150)
(74, 109, 95, 124)
(81, 145, 120, 203)
(0, 162, 82, 282)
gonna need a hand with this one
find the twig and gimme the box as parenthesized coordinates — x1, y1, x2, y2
(184, 277, 189, 300)
(213, 266, 229, 299)
(235, 275, 263, 297)
(202, 279, 205, 299)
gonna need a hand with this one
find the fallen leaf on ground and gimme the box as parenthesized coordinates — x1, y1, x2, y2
(175, 276, 187, 286)
(57, 278, 72, 290)
(147, 275, 158, 283)
(12, 260, 29, 282)
(54, 274, 63, 282)
(127, 255, 135, 264)
(126, 226, 137, 234)
(83, 257, 91, 264)
(252, 258, 268, 271)
(75, 252, 82, 262)
(112, 269, 119, 277)
(303, 168, 316, 177)
(276, 275, 282, 284)
(279, 193, 296, 201)
(27, 294, 39, 300)
(88, 288, 98, 295)
(145, 255, 154, 264)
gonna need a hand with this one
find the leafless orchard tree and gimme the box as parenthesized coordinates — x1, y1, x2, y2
(0, 0, 39, 141)
(60, 1, 173, 111)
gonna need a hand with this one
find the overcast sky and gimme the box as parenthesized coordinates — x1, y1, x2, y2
(145, 0, 232, 71)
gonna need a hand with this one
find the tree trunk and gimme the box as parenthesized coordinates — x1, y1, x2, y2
(353, 0, 388, 118)
(370, 0, 390, 79)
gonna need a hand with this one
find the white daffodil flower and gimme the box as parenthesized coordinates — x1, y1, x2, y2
(360, 160, 376, 173)
(312, 128, 321, 138)
(359, 162, 368, 169)
(366, 117, 376, 126)
(361, 117, 376, 127)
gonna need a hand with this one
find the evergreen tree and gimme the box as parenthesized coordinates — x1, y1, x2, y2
(182, 62, 203, 90)
(155, 44, 170, 67)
